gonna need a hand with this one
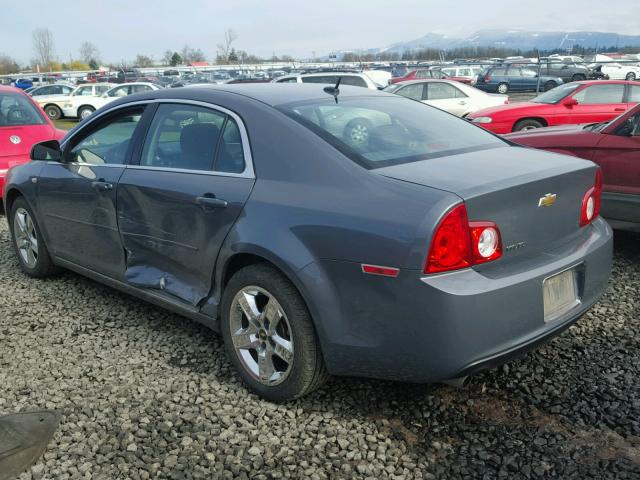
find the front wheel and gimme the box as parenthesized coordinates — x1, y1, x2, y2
(344, 118, 374, 147)
(221, 263, 328, 401)
(513, 119, 545, 132)
(10, 197, 57, 278)
(571, 74, 586, 82)
(626, 72, 637, 81)
(78, 106, 95, 120)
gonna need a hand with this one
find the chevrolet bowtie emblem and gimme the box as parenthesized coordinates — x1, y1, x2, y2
(538, 193, 557, 207)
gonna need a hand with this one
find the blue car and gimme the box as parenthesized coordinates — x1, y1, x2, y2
(4, 84, 611, 401)
(475, 66, 563, 94)
(13, 78, 34, 90)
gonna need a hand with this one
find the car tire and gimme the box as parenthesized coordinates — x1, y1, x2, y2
(571, 74, 586, 82)
(626, 72, 637, 81)
(78, 106, 95, 120)
(543, 81, 557, 91)
(221, 263, 328, 402)
(9, 197, 58, 278)
(513, 119, 545, 132)
(44, 105, 62, 121)
(344, 118, 374, 146)
(497, 83, 509, 94)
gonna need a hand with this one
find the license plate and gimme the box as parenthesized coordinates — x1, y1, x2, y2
(543, 269, 579, 322)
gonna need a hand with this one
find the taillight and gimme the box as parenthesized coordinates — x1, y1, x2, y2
(484, 74, 491, 82)
(580, 169, 602, 227)
(425, 204, 502, 274)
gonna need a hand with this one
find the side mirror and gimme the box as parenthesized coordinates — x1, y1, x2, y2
(30, 140, 62, 162)
(563, 97, 578, 108)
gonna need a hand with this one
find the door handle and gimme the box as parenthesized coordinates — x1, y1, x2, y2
(458, 101, 467, 105)
(91, 181, 113, 192)
(195, 195, 228, 209)
(614, 108, 626, 112)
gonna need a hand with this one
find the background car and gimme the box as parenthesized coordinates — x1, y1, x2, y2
(4, 84, 612, 401)
(505, 103, 640, 231)
(27, 84, 75, 98)
(440, 66, 483, 84)
(62, 82, 163, 120)
(390, 68, 448, 84)
(538, 60, 594, 83)
(384, 79, 508, 116)
(600, 63, 640, 81)
(475, 66, 564, 94)
(12, 79, 34, 90)
(468, 80, 640, 133)
(273, 72, 382, 89)
(0, 86, 66, 196)
(35, 83, 116, 121)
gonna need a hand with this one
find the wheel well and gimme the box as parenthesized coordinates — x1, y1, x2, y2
(513, 117, 548, 130)
(42, 103, 61, 111)
(4, 188, 23, 217)
(222, 253, 274, 289)
(77, 105, 95, 114)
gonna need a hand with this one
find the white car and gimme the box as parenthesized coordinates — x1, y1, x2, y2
(36, 83, 116, 120)
(28, 83, 75, 98)
(273, 72, 381, 90)
(62, 82, 163, 120)
(383, 79, 508, 117)
(599, 63, 640, 81)
(440, 66, 483, 84)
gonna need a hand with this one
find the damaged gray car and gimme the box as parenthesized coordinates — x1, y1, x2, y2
(4, 84, 612, 401)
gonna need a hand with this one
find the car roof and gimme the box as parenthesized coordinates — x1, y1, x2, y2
(144, 83, 394, 106)
(0, 85, 27, 94)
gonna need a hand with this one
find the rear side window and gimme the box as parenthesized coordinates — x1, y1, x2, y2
(490, 68, 507, 76)
(573, 84, 625, 104)
(140, 103, 245, 173)
(278, 96, 505, 169)
(395, 83, 424, 101)
(427, 83, 464, 100)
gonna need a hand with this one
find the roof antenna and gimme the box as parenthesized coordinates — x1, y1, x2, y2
(323, 76, 341, 103)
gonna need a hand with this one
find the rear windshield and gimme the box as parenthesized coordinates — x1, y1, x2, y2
(0, 93, 45, 127)
(277, 96, 505, 168)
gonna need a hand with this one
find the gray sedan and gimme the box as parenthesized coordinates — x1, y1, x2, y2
(3, 84, 612, 401)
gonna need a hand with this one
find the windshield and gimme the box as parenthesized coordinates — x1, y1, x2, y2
(530, 83, 581, 104)
(0, 93, 45, 127)
(277, 96, 506, 169)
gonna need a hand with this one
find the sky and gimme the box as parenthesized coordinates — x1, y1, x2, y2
(1, 0, 638, 64)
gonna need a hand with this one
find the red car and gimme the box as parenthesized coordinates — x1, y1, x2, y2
(0, 86, 66, 197)
(391, 68, 448, 84)
(468, 80, 640, 134)
(505, 103, 640, 231)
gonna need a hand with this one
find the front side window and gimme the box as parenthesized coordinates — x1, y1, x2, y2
(108, 86, 130, 97)
(67, 109, 143, 165)
(277, 77, 298, 83)
(628, 85, 640, 103)
(573, 84, 625, 104)
(521, 69, 537, 77)
(140, 103, 245, 173)
(278, 96, 505, 168)
(132, 84, 152, 93)
(75, 86, 94, 96)
(395, 83, 424, 101)
(96, 85, 111, 95)
(0, 93, 45, 126)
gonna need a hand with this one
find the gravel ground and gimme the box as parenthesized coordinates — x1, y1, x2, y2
(0, 217, 638, 480)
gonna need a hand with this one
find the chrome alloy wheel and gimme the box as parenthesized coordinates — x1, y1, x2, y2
(349, 123, 369, 144)
(13, 208, 39, 269)
(229, 286, 294, 386)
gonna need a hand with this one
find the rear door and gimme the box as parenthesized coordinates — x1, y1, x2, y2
(117, 102, 255, 306)
(425, 82, 468, 116)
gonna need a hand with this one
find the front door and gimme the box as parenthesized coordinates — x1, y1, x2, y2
(564, 83, 628, 124)
(117, 102, 254, 306)
(594, 110, 640, 224)
(38, 106, 146, 277)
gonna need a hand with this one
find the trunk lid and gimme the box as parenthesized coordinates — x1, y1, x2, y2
(376, 145, 598, 260)
(0, 124, 56, 158)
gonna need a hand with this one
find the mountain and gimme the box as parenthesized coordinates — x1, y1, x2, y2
(372, 29, 640, 54)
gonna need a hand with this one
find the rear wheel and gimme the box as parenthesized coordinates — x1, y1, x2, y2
(626, 72, 637, 81)
(513, 119, 545, 132)
(10, 197, 57, 278)
(497, 83, 509, 94)
(78, 106, 95, 120)
(44, 105, 62, 121)
(543, 81, 557, 91)
(221, 263, 328, 401)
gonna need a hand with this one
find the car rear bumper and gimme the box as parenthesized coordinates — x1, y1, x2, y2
(305, 217, 612, 382)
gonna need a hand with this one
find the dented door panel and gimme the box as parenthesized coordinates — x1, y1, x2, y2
(116, 167, 254, 305)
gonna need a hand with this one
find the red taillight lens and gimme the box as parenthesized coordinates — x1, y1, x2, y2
(485, 74, 491, 82)
(580, 169, 602, 227)
(425, 204, 503, 274)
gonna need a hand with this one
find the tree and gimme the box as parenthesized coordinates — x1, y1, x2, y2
(216, 29, 238, 63)
(79, 41, 100, 65)
(0, 53, 20, 75)
(170, 52, 182, 66)
(179, 45, 206, 64)
(162, 50, 174, 66)
(32, 28, 55, 70)
(228, 48, 238, 63)
(67, 60, 89, 70)
(134, 54, 154, 67)
(89, 59, 99, 70)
